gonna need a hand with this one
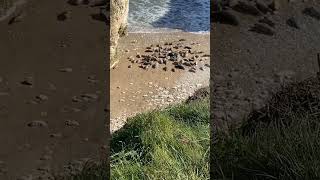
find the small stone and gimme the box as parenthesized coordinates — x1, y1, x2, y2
(258, 17, 275, 27)
(72, 96, 82, 102)
(27, 120, 48, 127)
(286, 17, 299, 29)
(175, 64, 185, 70)
(50, 133, 63, 138)
(128, 65, 132, 68)
(171, 68, 176, 72)
(255, 0, 272, 14)
(37, 165, 50, 172)
(81, 93, 98, 101)
(57, 11, 71, 21)
(163, 67, 167, 71)
(152, 63, 158, 69)
(303, 7, 320, 20)
(65, 119, 80, 127)
(36, 94, 48, 101)
(249, 23, 275, 36)
(21, 78, 33, 86)
(189, 68, 196, 73)
(268, 0, 281, 11)
(232, 1, 262, 16)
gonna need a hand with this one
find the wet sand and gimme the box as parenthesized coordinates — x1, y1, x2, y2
(0, 0, 107, 179)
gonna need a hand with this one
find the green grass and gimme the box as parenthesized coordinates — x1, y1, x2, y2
(212, 78, 320, 180)
(61, 97, 210, 180)
(111, 98, 210, 180)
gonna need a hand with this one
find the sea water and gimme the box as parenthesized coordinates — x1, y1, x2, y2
(128, 0, 210, 34)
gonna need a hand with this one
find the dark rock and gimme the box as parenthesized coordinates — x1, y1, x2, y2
(268, 0, 281, 11)
(36, 94, 49, 101)
(72, 96, 82, 102)
(175, 64, 185, 70)
(303, 7, 320, 20)
(213, 10, 240, 26)
(255, 0, 272, 14)
(186, 87, 209, 103)
(258, 17, 275, 27)
(27, 120, 48, 127)
(21, 80, 33, 86)
(286, 17, 299, 29)
(189, 68, 197, 73)
(232, 1, 262, 16)
(65, 119, 80, 127)
(249, 23, 275, 36)
(163, 67, 167, 71)
(57, 11, 71, 21)
(50, 133, 63, 138)
(8, 11, 25, 25)
(81, 93, 98, 100)
(152, 63, 158, 69)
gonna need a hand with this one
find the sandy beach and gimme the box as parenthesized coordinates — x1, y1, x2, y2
(0, 0, 107, 178)
(110, 32, 210, 132)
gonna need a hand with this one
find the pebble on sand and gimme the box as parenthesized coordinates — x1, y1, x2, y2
(65, 119, 80, 127)
(27, 120, 48, 127)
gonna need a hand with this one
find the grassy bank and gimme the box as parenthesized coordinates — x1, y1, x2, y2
(62, 95, 209, 180)
(111, 97, 210, 179)
(212, 77, 320, 180)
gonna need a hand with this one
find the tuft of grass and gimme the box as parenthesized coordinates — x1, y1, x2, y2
(111, 98, 210, 180)
(212, 77, 320, 180)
